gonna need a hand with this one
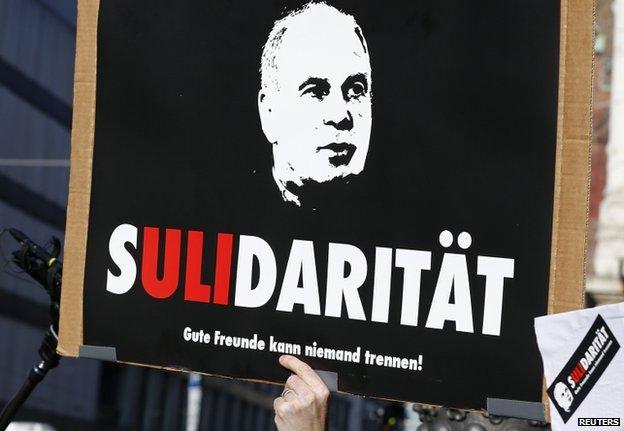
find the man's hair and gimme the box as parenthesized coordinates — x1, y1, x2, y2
(260, 1, 368, 91)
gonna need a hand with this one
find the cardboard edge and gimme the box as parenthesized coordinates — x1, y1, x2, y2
(58, 0, 100, 357)
(543, 0, 595, 421)
(103, 359, 549, 418)
(103, 359, 477, 413)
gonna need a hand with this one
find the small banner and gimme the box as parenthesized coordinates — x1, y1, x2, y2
(536, 303, 624, 430)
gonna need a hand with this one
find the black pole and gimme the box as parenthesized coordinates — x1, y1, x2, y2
(0, 327, 60, 430)
(0, 230, 63, 430)
(0, 377, 39, 430)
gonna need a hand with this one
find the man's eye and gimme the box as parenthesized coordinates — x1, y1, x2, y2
(347, 82, 366, 99)
(302, 85, 329, 100)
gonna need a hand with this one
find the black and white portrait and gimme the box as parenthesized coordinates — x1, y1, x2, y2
(258, 3, 372, 207)
(553, 382, 574, 413)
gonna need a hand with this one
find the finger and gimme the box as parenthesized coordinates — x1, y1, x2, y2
(285, 374, 309, 396)
(279, 355, 327, 391)
(281, 386, 296, 400)
(273, 413, 285, 430)
(273, 396, 287, 417)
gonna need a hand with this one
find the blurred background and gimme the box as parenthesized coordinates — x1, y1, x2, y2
(0, 0, 622, 430)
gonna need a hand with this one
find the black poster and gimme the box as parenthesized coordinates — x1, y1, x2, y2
(84, 0, 560, 409)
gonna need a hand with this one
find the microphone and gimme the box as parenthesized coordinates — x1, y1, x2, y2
(8, 228, 59, 266)
(6, 228, 62, 304)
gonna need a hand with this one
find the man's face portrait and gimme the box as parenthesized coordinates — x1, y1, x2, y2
(258, 2, 372, 206)
(553, 382, 574, 412)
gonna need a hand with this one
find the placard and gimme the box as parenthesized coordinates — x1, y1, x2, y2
(59, 0, 593, 414)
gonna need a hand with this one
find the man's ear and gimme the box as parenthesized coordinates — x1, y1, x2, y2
(258, 90, 278, 144)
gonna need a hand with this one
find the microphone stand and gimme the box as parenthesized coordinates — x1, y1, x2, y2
(0, 229, 63, 431)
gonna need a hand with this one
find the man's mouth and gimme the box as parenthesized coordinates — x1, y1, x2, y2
(316, 142, 356, 167)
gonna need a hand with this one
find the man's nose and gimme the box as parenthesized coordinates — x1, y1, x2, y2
(322, 94, 353, 131)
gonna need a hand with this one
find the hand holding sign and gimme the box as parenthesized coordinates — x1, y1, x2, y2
(274, 355, 330, 431)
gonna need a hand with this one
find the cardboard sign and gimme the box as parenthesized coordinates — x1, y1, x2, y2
(59, 0, 593, 415)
